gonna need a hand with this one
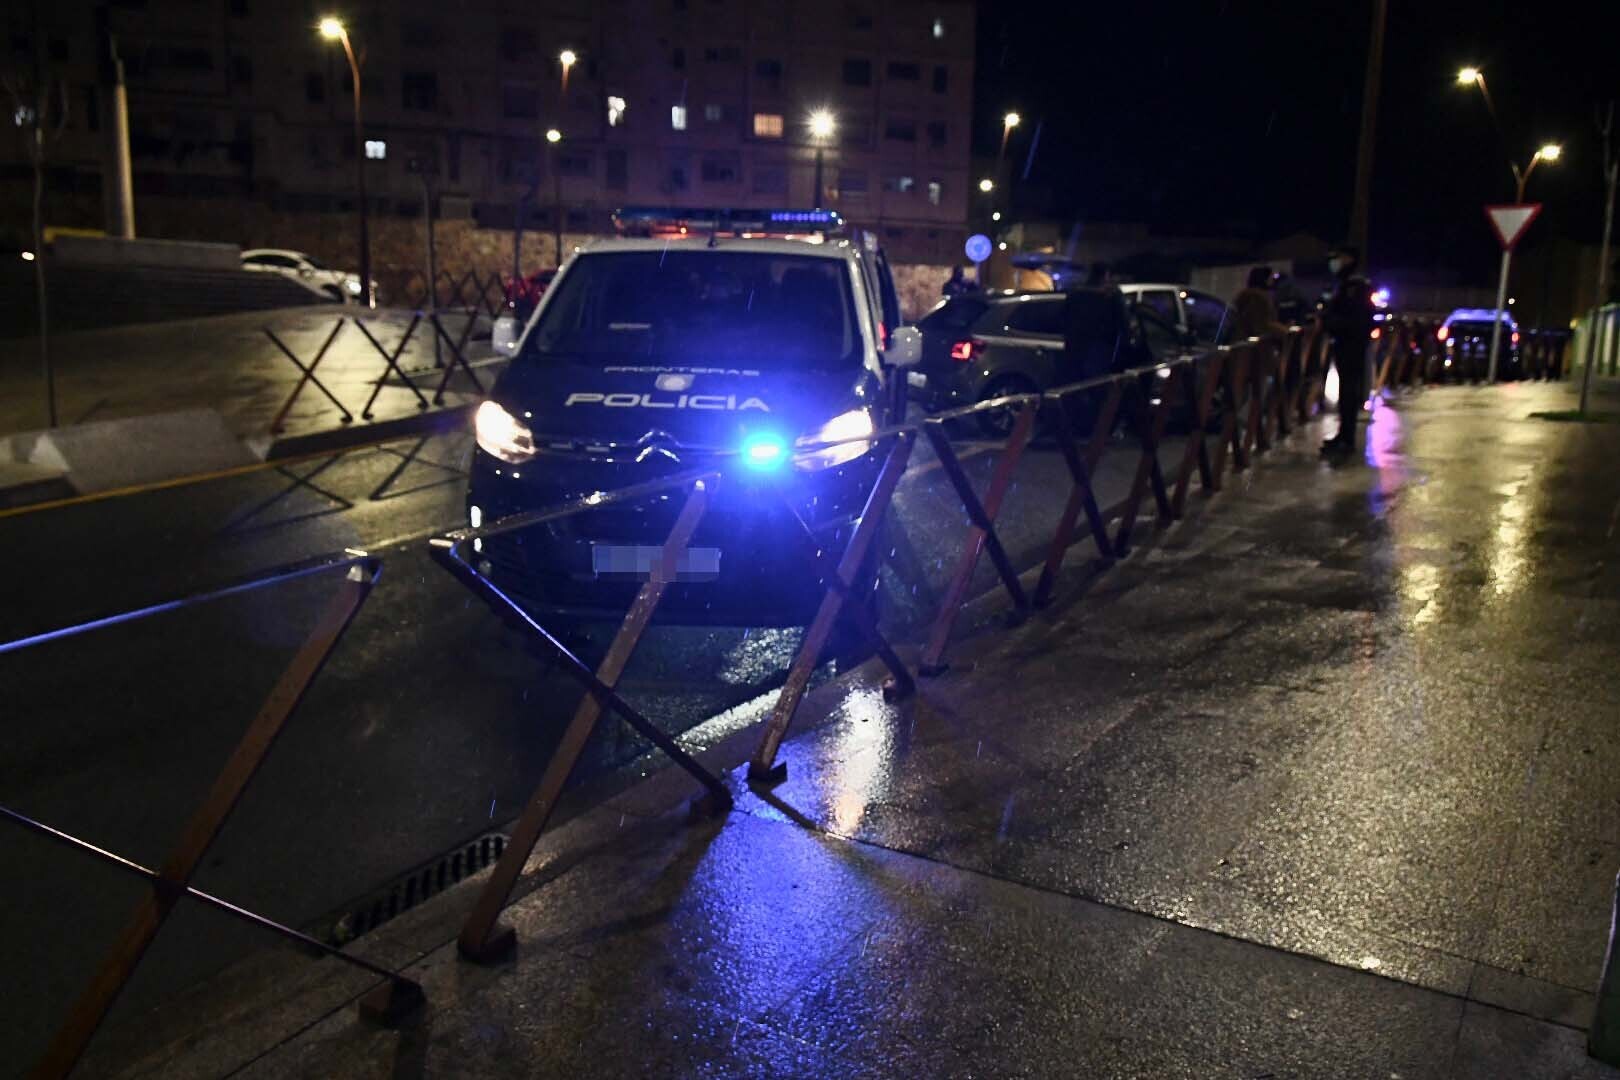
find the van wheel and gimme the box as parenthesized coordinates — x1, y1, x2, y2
(976, 376, 1039, 438)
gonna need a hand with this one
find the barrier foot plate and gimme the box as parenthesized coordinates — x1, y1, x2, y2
(457, 924, 517, 965)
(687, 788, 733, 822)
(882, 675, 913, 702)
(358, 978, 425, 1026)
(917, 662, 948, 678)
(746, 760, 787, 787)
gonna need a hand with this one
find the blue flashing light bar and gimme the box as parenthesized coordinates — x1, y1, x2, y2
(1445, 307, 1519, 330)
(612, 207, 845, 236)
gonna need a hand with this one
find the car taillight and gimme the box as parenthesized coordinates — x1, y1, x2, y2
(1370, 328, 1382, 340)
(1437, 326, 1449, 342)
(878, 320, 890, 349)
(1511, 331, 1520, 345)
(949, 339, 983, 363)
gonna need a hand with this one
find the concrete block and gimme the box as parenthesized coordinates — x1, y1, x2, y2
(51, 235, 241, 271)
(22, 409, 255, 494)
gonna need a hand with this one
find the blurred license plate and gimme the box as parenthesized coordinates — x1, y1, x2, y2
(591, 544, 721, 580)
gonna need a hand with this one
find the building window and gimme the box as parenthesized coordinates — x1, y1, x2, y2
(701, 152, 740, 184)
(932, 17, 944, 39)
(671, 105, 687, 130)
(305, 73, 324, 104)
(752, 165, 786, 194)
(502, 83, 539, 119)
(926, 121, 947, 149)
(926, 179, 942, 205)
(842, 58, 871, 87)
(932, 66, 948, 93)
(365, 139, 387, 160)
(838, 170, 868, 196)
(667, 164, 689, 192)
(752, 112, 783, 138)
(229, 0, 249, 14)
(230, 55, 252, 85)
(558, 152, 592, 177)
(605, 149, 627, 190)
(756, 58, 782, 84)
(849, 10, 874, 30)
(703, 45, 741, 63)
(401, 72, 438, 111)
(703, 103, 724, 123)
(884, 118, 916, 142)
(840, 118, 872, 148)
(607, 95, 626, 127)
(672, 47, 685, 69)
(886, 62, 919, 82)
(500, 27, 538, 62)
(884, 175, 915, 194)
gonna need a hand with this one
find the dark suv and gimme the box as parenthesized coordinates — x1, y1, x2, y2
(908, 289, 1190, 434)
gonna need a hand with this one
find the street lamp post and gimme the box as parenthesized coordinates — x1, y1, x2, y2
(1484, 143, 1562, 381)
(320, 18, 371, 307)
(546, 128, 563, 268)
(558, 49, 576, 94)
(808, 109, 835, 209)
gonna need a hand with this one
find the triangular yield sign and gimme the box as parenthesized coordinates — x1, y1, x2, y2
(1485, 203, 1542, 249)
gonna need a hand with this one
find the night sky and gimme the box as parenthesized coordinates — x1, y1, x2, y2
(975, 1, 1620, 283)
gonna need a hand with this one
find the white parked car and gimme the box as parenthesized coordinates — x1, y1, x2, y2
(240, 248, 368, 303)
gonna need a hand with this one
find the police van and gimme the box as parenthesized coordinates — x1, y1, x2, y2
(471, 207, 921, 626)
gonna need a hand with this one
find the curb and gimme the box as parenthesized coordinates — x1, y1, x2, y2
(1592, 871, 1620, 1064)
(254, 403, 475, 461)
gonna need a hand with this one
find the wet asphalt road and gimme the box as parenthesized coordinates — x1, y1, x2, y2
(0, 408, 1190, 1060)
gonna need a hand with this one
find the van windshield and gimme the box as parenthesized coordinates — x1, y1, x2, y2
(522, 250, 862, 371)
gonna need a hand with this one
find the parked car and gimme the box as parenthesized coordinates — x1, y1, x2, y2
(240, 249, 367, 303)
(1437, 307, 1520, 379)
(909, 289, 1199, 436)
(1119, 283, 1237, 348)
(493, 269, 558, 356)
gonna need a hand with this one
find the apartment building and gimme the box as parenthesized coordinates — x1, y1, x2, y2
(2, 0, 976, 263)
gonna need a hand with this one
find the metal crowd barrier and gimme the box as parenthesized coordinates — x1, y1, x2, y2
(428, 321, 1347, 961)
(374, 268, 508, 318)
(263, 313, 489, 435)
(0, 551, 423, 1079)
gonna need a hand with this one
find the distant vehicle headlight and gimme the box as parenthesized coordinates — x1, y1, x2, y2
(793, 409, 875, 471)
(475, 400, 536, 463)
(492, 315, 522, 357)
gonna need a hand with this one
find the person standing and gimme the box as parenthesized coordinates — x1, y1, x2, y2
(1319, 244, 1375, 458)
(1231, 265, 1288, 340)
(941, 265, 971, 298)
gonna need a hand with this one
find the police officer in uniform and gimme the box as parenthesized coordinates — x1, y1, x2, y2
(1319, 244, 1376, 459)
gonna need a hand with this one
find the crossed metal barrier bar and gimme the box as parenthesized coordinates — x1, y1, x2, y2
(263, 312, 488, 435)
(375, 268, 507, 317)
(427, 322, 1347, 961)
(0, 551, 423, 1079)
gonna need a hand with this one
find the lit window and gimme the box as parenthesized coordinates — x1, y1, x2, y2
(752, 112, 784, 138)
(364, 139, 387, 160)
(704, 103, 722, 122)
(607, 95, 626, 127)
(932, 17, 944, 39)
(671, 104, 687, 130)
(927, 179, 942, 205)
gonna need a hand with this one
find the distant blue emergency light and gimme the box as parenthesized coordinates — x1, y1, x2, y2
(1446, 308, 1518, 330)
(739, 432, 788, 471)
(612, 207, 845, 236)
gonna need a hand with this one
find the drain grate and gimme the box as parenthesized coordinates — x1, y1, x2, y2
(315, 831, 508, 947)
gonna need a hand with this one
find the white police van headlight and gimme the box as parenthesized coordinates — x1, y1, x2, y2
(793, 409, 874, 471)
(475, 400, 536, 463)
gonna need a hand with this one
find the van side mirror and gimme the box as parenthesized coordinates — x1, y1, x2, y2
(887, 325, 923, 368)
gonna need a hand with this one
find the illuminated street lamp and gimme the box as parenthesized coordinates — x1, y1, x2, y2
(978, 177, 994, 193)
(546, 129, 564, 267)
(807, 109, 836, 208)
(559, 49, 577, 93)
(1456, 66, 1480, 86)
(319, 17, 372, 306)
